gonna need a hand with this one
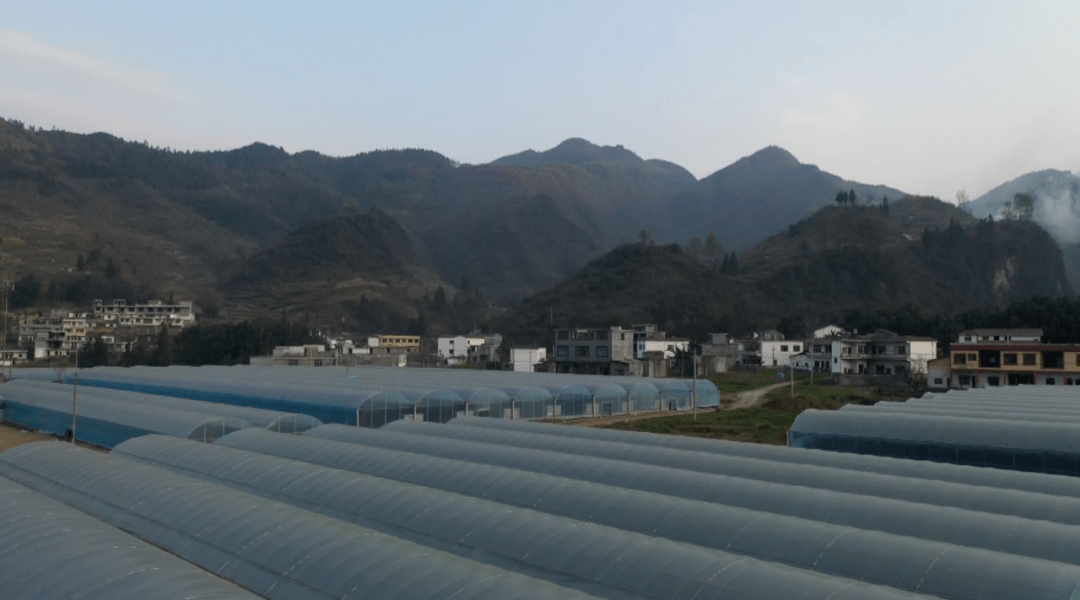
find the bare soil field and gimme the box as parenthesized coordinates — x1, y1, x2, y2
(0, 423, 57, 452)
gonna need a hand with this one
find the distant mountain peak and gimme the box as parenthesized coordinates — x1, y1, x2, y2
(742, 145, 801, 168)
(492, 138, 643, 168)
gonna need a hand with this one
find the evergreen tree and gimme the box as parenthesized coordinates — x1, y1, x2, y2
(105, 258, 119, 279)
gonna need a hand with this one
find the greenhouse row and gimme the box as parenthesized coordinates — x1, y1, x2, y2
(789, 386, 1080, 475)
(211, 424, 1080, 600)
(10, 410, 1080, 597)
(332, 419, 1080, 529)
(0, 379, 320, 447)
(110, 435, 916, 600)
(50, 364, 718, 427)
(442, 415, 1080, 498)
(0, 475, 260, 600)
(0, 443, 601, 600)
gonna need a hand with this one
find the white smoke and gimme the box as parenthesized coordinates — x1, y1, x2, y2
(1033, 175, 1080, 244)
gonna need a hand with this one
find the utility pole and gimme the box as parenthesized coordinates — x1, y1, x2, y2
(692, 345, 698, 421)
(1, 278, 9, 357)
(70, 374, 78, 444)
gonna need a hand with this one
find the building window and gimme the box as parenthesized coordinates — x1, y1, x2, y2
(781, 345, 789, 352)
(954, 353, 966, 365)
(1042, 351, 1065, 369)
(1047, 377, 1056, 385)
(1003, 353, 1017, 365)
(933, 378, 944, 385)
(1068, 378, 1074, 386)
(556, 345, 569, 357)
(793, 345, 801, 353)
(575, 346, 590, 357)
(595, 331, 608, 341)
(959, 375, 971, 386)
(896, 345, 906, 355)
(596, 346, 609, 358)
(1023, 353, 1037, 366)
(557, 331, 569, 340)
(987, 376, 1000, 386)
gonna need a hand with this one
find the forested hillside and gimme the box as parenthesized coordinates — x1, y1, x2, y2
(491, 198, 1072, 345)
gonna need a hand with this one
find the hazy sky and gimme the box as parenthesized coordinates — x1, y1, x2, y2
(3, 1, 1078, 201)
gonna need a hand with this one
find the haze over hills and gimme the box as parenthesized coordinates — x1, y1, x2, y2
(961, 169, 1080, 288)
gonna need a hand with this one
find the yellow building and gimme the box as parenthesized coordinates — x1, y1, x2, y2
(949, 342, 1080, 387)
(376, 335, 421, 353)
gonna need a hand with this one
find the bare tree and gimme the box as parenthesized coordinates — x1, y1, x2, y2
(51, 357, 68, 383)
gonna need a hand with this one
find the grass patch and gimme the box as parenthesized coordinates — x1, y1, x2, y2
(765, 383, 874, 404)
(603, 395, 857, 445)
(709, 370, 813, 394)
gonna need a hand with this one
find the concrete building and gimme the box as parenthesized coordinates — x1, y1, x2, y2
(948, 337, 1080, 388)
(250, 343, 407, 367)
(375, 335, 421, 353)
(466, 334, 502, 365)
(508, 347, 546, 372)
(93, 299, 195, 329)
(956, 328, 1043, 344)
(19, 312, 93, 360)
(552, 326, 640, 376)
(437, 335, 484, 365)
(926, 357, 951, 391)
(831, 330, 937, 377)
(700, 333, 739, 374)
(761, 339, 804, 368)
(631, 324, 689, 367)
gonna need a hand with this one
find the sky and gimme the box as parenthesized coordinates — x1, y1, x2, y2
(2, 1, 1078, 201)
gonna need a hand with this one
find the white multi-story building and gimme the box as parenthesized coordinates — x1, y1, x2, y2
(437, 335, 485, 364)
(760, 339, 804, 368)
(831, 330, 937, 376)
(93, 299, 195, 328)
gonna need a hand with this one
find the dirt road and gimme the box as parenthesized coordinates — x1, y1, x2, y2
(724, 382, 792, 410)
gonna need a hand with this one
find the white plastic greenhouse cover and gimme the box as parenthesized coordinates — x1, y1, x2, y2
(59, 365, 718, 423)
(0, 442, 601, 600)
(445, 411, 1080, 499)
(0, 380, 249, 446)
(0, 473, 260, 600)
(310, 420, 1080, 567)
(63, 366, 411, 425)
(222, 428, 1080, 600)
(3, 379, 322, 433)
(112, 434, 928, 600)
(788, 408, 1080, 474)
(841, 402, 1080, 425)
(371, 419, 1080, 526)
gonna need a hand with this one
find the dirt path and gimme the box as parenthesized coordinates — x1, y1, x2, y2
(725, 382, 792, 410)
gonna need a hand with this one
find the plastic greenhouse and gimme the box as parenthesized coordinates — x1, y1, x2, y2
(46, 364, 718, 426)
(443, 410, 1080, 499)
(111, 434, 927, 600)
(0, 381, 249, 447)
(0, 442, 602, 600)
(311, 420, 1080, 534)
(1, 379, 321, 433)
(0, 475, 260, 600)
(788, 408, 1080, 475)
(220, 428, 1080, 600)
